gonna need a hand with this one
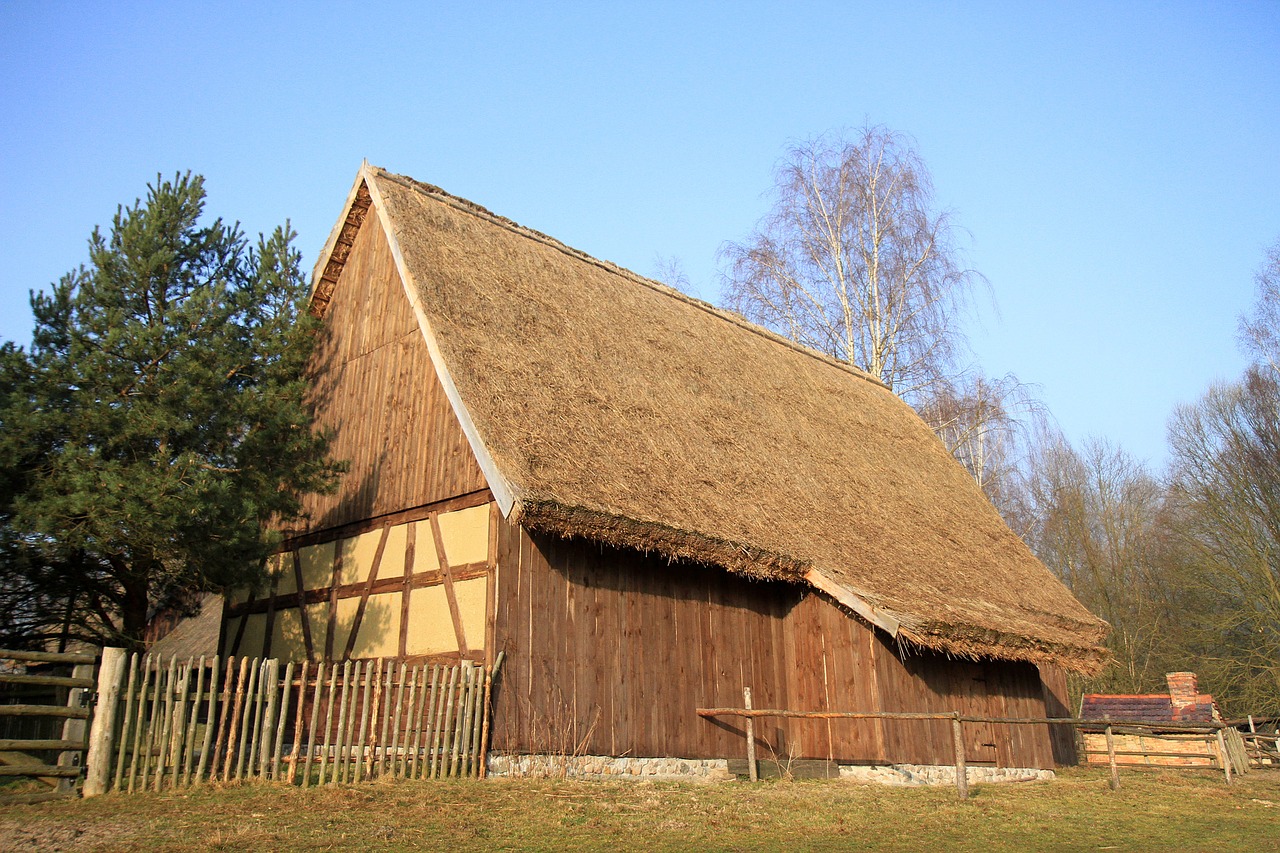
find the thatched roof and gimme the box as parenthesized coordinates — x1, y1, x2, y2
(312, 164, 1109, 674)
(147, 594, 222, 660)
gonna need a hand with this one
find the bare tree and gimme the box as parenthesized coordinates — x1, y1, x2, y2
(1168, 369, 1280, 714)
(1020, 430, 1173, 695)
(721, 126, 981, 401)
(917, 371, 1043, 523)
(1238, 236, 1280, 375)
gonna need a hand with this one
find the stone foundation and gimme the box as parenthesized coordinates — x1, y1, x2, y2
(839, 764, 1054, 786)
(487, 754, 1054, 786)
(487, 754, 734, 781)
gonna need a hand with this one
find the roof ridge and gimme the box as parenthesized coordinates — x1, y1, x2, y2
(372, 167, 889, 392)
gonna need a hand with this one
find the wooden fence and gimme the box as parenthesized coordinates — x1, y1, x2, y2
(698, 689, 1257, 800)
(0, 649, 97, 805)
(84, 649, 504, 795)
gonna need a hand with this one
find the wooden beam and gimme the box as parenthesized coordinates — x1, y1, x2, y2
(400, 522, 415, 659)
(277, 490, 491, 551)
(803, 569, 900, 636)
(225, 563, 490, 617)
(430, 514, 469, 657)
(292, 551, 314, 663)
(343, 523, 392, 660)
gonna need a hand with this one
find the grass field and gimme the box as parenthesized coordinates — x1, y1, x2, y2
(0, 767, 1277, 852)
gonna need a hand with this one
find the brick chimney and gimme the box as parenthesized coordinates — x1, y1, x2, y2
(1166, 672, 1199, 711)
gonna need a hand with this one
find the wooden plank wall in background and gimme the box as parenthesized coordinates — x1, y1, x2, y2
(491, 524, 1058, 769)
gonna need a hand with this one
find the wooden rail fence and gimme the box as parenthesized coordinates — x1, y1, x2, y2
(0, 649, 97, 805)
(78, 648, 504, 796)
(698, 688, 1256, 800)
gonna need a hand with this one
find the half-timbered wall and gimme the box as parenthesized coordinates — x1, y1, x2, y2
(492, 525, 1059, 769)
(225, 495, 494, 664)
(298, 204, 486, 534)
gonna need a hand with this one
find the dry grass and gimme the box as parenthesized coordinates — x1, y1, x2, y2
(1, 768, 1276, 852)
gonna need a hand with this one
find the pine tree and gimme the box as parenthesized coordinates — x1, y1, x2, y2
(1, 173, 341, 651)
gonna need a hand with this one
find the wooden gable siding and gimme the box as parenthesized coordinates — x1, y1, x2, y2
(492, 524, 1058, 768)
(300, 210, 487, 534)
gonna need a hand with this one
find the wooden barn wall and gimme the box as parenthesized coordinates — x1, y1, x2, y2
(298, 211, 487, 535)
(492, 524, 1058, 768)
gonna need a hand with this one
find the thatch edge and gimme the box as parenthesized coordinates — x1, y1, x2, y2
(514, 496, 1107, 675)
(512, 496, 810, 581)
(896, 622, 1110, 677)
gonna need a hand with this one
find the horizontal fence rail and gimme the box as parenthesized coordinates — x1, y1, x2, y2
(90, 649, 504, 795)
(699, 690, 1259, 799)
(0, 648, 97, 805)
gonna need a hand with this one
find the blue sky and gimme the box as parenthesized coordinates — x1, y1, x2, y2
(2, 1, 1277, 469)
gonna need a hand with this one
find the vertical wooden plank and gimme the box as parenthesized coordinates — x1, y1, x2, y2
(414, 665, 439, 780)
(236, 655, 261, 778)
(273, 661, 294, 780)
(335, 660, 355, 783)
(210, 657, 236, 783)
(355, 660, 373, 782)
(287, 660, 308, 785)
(431, 665, 456, 779)
(195, 655, 221, 785)
(449, 666, 470, 777)
(181, 657, 206, 787)
(167, 659, 192, 789)
(139, 657, 163, 791)
(367, 659, 385, 779)
(222, 657, 250, 782)
(151, 657, 177, 791)
(114, 652, 140, 793)
(390, 662, 408, 777)
(259, 659, 281, 779)
(303, 660, 326, 787)
(378, 660, 395, 777)
(126, 657, 151, 794)
(409, 666, 428, 779)
(317, 662, 339, 785)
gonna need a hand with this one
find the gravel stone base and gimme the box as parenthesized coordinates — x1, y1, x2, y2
(487, 754, 733, 781)
(487, 754, 1053, 786)
(839, 764, 1055, 785)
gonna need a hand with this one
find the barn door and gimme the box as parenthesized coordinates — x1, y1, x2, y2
(950, 662, 999, 764)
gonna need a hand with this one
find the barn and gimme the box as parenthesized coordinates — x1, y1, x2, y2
(220, 164, 1107, 776)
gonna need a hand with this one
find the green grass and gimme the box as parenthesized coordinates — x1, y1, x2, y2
(1, 767, 1277, 851)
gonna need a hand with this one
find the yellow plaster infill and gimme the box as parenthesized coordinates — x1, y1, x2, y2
(438, 504, 490, 567)
(270, 607, 306, 662)
(413, 520, 441, 573)
(299, 541, 336, 591)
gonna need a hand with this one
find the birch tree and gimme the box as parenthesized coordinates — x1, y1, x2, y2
(721, 126, 979, 401)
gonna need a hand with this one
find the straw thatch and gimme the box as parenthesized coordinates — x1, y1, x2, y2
(313, 165, 1108, 674)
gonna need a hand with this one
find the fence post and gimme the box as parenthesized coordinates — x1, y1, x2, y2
(83, 647, 127, 797)
(1103, 715, 1120, 791)
(55, 662, 96, 793)
(1216, 726, 1233, 785)
(950, 713, 969, 800)
(743, 687, 758, 782)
